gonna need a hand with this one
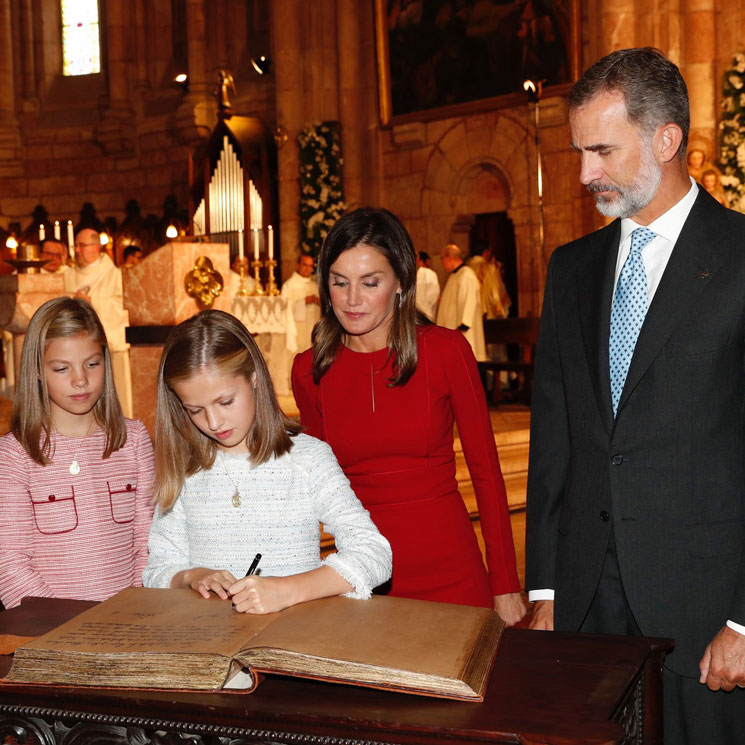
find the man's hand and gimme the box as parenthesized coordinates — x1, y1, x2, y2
(699, 626, 745, 690)
(529, 599, 555, 630)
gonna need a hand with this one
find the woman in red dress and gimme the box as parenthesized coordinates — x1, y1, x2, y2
(292, 208, 525, 623)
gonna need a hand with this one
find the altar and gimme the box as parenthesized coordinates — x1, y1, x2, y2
(123, 241, 297, 432)
(231, 295, 297, 395)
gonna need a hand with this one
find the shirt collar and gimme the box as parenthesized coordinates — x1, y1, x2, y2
(619, 177, 699, 246)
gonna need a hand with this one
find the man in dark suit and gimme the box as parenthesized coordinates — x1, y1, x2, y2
(526, 47, 745, 744)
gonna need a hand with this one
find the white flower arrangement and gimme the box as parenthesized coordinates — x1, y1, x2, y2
(719, 52, 745, 213)
(298, 121, 346, 256)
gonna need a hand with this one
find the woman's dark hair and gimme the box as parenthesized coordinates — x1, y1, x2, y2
(313, 207, 420, 386)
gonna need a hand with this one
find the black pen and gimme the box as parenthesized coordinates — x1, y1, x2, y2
(245, 553, 262, 577)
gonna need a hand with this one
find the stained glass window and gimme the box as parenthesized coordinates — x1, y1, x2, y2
(61, 0, 101, 76)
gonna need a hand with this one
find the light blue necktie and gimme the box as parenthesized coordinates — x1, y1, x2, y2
(609, 227, 656, 417)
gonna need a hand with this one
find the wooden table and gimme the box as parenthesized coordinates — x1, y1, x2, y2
(0, 598, 672, 745)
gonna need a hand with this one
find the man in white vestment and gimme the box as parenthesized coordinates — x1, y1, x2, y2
(65, 228, 132, 417)
(280, 254, 320, 352)
(415, 251, 440, 322)
(228, 257, 257, 299)
(466, 239, 511, 321)
(436, 243, 486, 361)
(40, 240, 70, 276)
(2, 240, 70, 393)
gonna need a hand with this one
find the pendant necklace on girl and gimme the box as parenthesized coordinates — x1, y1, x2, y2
(218, 451, 243, 508)
(68, 419, 97, 475)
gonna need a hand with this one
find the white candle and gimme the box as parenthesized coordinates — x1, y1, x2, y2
(67, 220, 74, 260)
(267, 225, 274, 260)
(252, 228, 259, 261)
(39, 224, 45, 242)
(238, 229, 244, 261)
(54, 220, 61, 240)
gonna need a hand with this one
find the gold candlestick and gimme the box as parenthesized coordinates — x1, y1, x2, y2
(265, 259, 280, 296)
(235, 258, 251, 297)
(251, 260, 266, 295)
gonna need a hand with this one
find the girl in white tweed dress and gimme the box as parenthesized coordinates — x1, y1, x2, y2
(143, 310, 391, 614)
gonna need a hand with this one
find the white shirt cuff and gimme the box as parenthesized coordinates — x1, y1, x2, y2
(528, 589, 555, 602)
(726, 619, 745, 636)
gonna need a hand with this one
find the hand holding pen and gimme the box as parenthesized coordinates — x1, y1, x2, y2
(230, 553, 301, 615)
(231, 553, 262, 610)
(245, 553, 262, 577)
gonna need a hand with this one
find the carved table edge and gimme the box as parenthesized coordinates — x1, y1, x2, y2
(0, 703, 396, 745)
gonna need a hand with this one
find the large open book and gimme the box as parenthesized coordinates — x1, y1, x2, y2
(6, 587, 503, 701)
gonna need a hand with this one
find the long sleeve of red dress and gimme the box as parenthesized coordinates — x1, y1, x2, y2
(292, 324, 520, 606)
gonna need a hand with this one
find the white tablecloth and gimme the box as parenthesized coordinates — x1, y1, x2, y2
(231, 296, 297, 395)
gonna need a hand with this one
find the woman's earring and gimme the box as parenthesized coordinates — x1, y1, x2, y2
(396, 291, 402, 308)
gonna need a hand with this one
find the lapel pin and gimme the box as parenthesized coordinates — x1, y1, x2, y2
(700, 268, 709, 279)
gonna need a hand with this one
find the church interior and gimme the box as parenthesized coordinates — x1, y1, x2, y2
(1, 0, 744, 594)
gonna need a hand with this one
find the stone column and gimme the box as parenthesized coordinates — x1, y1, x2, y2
(336, 0, 381, 209)
(95, 0, 136, 155)
(682, 0, 716, 152)
(273, 0, 303, 277)
(172, 0, 214, 146)
(0, 0, 21, 162)
(598, 0, 636, 58)
(18, 0, 35, 107)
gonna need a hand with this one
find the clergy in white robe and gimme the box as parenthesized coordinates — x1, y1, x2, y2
(40, 240, 70, 276)
(436, 243, 486, 361)
(415, 251, 440, 322)
(280, 254, 320, 352)
(65, 228, 132, 416)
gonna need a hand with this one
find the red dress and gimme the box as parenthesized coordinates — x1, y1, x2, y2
(291, 324, 520, 607)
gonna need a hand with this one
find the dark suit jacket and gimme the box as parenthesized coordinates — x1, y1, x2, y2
(526, 188, 745, 676)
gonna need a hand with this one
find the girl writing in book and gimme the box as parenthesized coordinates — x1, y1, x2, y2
(142, 309, 391, 613)
(0, 297, 154, 608)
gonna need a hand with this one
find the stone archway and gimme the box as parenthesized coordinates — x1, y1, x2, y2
(420, 112, 543, 315)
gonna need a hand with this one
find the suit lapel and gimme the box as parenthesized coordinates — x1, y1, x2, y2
(616, 190, 731, 415)
(576, 220, 619, 433)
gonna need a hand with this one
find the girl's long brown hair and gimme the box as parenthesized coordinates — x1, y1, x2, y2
(154, 309, 301, 511)
(313, 207, 423, 386)
(12, 296, 126, 465)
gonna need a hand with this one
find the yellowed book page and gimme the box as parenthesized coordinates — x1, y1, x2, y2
(240, 595, 499, 680)
(16, 587, 277, 659)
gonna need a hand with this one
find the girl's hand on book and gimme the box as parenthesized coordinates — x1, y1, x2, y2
(229, 575, 296, 614)
(179, 567, 238, 600)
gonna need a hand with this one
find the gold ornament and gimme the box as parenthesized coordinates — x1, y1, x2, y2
(184, 256, 224, 309)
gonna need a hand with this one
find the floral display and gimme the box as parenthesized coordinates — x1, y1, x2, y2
(719, 52, 745, 213)
(298, 121, 346, 256)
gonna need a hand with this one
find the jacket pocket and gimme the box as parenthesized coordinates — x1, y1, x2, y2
(108, 480, 137, 524)
(31, 487, 79, 534)
(687, 520, 744, 558)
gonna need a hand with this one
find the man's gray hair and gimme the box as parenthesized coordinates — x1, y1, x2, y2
(569, 47, 690, 157)
(441, 243, 462, 260)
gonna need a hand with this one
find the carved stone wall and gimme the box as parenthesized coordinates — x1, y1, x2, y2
(0, 0, 274, 243)
(3, 0, 745, 297)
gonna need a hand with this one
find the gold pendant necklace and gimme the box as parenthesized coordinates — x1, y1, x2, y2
(218, 452, 242, 508)
(68, 420, 96, 476)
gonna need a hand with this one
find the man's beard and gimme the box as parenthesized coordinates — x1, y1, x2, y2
(587, 143, 662, 219)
